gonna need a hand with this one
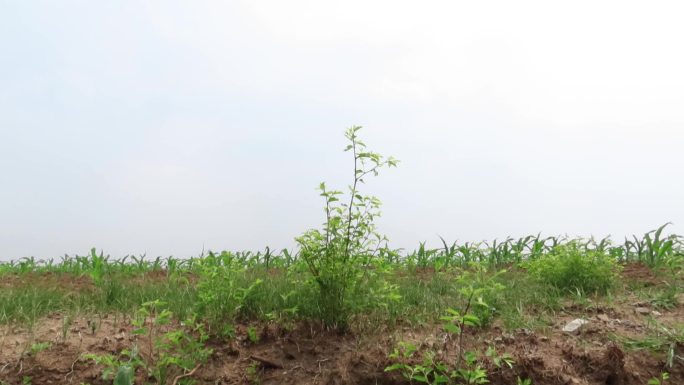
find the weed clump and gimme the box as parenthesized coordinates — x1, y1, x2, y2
(527, 242, 619, 295)
(296, 126, 398, 330)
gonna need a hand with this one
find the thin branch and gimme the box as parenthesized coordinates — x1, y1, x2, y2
(250, 355, 284, 369)
(343, 136, 359, 263)
(171, 363, 201, 385)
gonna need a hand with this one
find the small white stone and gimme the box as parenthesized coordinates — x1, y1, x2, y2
(562, 319, 588, 334)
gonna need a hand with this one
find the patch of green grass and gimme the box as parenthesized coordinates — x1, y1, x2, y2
(494, 270, 560, 331)
(619, 321, 684, 368)
(526, 242, 619, 295)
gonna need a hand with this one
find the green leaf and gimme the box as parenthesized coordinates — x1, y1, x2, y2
(463, 314, 481, 327)
(443, 323, 461, 334)
(445, 308, 460, 316)
(113, 365, 134, 385)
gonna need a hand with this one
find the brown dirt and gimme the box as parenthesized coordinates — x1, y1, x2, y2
(620, 263, 663, 287)
(0, 272, 95, 292)
(1, 301, 682, 385)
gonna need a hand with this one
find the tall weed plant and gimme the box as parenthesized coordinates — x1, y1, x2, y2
(296, 126, 398, 329)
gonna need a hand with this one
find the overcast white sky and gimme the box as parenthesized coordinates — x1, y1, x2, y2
(1, 1, 683, 260)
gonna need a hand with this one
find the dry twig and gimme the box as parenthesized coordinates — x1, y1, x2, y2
(171, 363, 201, 385)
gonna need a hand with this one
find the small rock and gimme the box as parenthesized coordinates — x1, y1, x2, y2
(539, 336, 549, 342)
(597, 314, 611, 322)
(651, 310, 662, 317)
(494, 337, 503, 344)
(562, 319, 588, 334)
(634, 307, 650, 315)
(114, 332, 125, 341)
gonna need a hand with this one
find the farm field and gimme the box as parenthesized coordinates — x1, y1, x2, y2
(4, 0, 684, 383)
(2, 130, 683, 385)
(0, 227, 683, 385)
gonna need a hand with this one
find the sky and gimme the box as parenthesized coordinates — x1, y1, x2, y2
(1, 1, 683, 260)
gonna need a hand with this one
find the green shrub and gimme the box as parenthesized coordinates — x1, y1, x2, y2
(195, 252, 263, 328)
(296, 126, 398, 329)
(527, 242, 618, 295)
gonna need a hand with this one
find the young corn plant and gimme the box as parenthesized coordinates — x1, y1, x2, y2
(438, 236, 459, 270)
(296, 126, 398, 329)
(627, 224, 678, 266)
(643, 223, 676, 267)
